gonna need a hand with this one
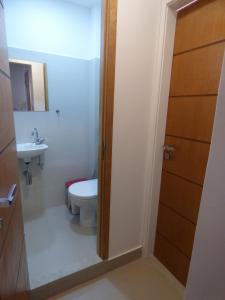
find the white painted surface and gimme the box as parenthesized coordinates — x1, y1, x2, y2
(89, 58, 100, 177)
(109, 0, 163, 257)
(5, 0, 101, 60)
(185, 56, 225, 300)
(109, 0, 195, 258)
(64, 0, 101, 8)
(90, 4, 101, 59)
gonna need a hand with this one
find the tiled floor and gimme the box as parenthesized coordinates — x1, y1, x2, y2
(24, 205, 101, 289)
(49, 257, 184, 300)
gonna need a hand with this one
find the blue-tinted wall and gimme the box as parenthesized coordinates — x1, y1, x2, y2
(5, 0, 101, 220)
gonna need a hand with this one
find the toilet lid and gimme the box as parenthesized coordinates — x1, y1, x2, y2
(69, 179, 98, 199)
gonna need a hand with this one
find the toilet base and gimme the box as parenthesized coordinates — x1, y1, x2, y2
(68, 179, 98, 228)
(71, 204, 80, 215)
(80, 205, 96, 227)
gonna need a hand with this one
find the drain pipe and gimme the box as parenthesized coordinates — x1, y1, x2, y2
(24, 163, 32, 185)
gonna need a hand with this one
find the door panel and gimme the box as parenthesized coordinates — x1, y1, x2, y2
(166, 96, 216, 142)
(0, 3, 29, 299)
(170, 42, 225, 96)
(0, 73, 15, 152)
(155, 234, 190, 285)
(0, 200, 24, 300)
(0, 2, 9, 76)
(16, 245, 30, 300)
(154, 0, 224, 285)
(0, 141, 20, 255)
(160, 171, 201, 224)
(163, 136, 209, 185)
(157, 204, 195, 258)
(174, 0, 225, 54)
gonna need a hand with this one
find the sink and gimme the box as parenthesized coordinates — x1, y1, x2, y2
(17, 143, 48, 162)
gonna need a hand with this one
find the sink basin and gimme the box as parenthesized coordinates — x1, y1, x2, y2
(17, 143, 48, 162)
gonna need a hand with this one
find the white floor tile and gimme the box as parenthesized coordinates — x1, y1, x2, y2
(24, 205, 101, 289)
(49, 258, 185, 300)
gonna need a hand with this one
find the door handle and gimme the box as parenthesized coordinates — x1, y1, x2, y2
(0, 184, 17, 207)
(164, 144, 175, 160)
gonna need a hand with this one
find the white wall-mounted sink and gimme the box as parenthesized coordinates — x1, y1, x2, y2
(17, 143, 48, 162)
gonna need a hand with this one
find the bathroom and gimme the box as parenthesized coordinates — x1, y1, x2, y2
(4, 0, 102, 289)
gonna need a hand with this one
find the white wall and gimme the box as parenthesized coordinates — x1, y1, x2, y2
(185, 57, 225, 300)
(90, 4, 101, 58)
(10, 48, 97, 221)
(109, 0, 163, 257)
(5, 0, 100, 60)
(89, 58, 100, 177)
(5, 0, 101, 221)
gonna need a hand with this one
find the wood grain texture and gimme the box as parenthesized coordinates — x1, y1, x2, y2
(163, 136, 210, 185)
(155, 0, 225, 286)
(0, 141, 20, 256)
(155, 234, 190, 285)
(174, 0, 225, 54)
(0, 74, 15, 152)
(170, 42, 225, 96)
(157, 204, 195, 258)
(166, 96, 217, 142)
(0, 4, 10, 76)
(98, 0, 117, 259)
(0, 199, 24, 300)
(0, 5, 29, 299)
(160, 171, 202, 224)
(16, 244, 30, 300)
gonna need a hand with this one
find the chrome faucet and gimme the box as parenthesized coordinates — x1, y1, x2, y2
(31, 128, 45, 145)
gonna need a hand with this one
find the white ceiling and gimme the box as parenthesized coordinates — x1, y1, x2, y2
(64, 0, 101, 8)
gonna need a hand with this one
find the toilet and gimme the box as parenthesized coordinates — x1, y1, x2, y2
(68, 179, 98, 227)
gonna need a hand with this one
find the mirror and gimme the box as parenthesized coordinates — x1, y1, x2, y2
(9, 59, 48, 112)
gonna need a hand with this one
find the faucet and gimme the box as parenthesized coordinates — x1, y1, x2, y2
(31, 128, 45, 145)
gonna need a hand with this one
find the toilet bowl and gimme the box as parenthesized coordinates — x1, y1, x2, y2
(68, 179, 98, 227)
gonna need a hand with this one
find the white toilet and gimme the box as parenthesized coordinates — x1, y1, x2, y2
(68, 179, 98, 227)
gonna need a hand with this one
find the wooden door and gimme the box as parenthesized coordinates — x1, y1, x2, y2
(154, 0, 225, 286)
(0, 1, 29, 299)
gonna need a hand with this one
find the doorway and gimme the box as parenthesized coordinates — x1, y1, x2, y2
(147, 0, 225, 286)
(3, 0, 116, 290)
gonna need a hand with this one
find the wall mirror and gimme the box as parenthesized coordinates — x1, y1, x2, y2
(9, 59, 48, 111)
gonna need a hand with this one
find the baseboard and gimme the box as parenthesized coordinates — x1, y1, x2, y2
(29, 247, 142, 300)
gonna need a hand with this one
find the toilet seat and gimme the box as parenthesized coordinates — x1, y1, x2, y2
(69, 179, 97, 199)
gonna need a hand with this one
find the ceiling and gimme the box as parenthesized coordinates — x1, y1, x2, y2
(64, 0, 101, 7)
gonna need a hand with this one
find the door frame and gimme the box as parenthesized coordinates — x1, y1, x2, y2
(97, 0, 117, 259)
(142, 0, 199, 256)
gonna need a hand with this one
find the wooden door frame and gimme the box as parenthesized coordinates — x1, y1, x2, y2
(142, 0, 199, 257)
(97, 0, 117, 260)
